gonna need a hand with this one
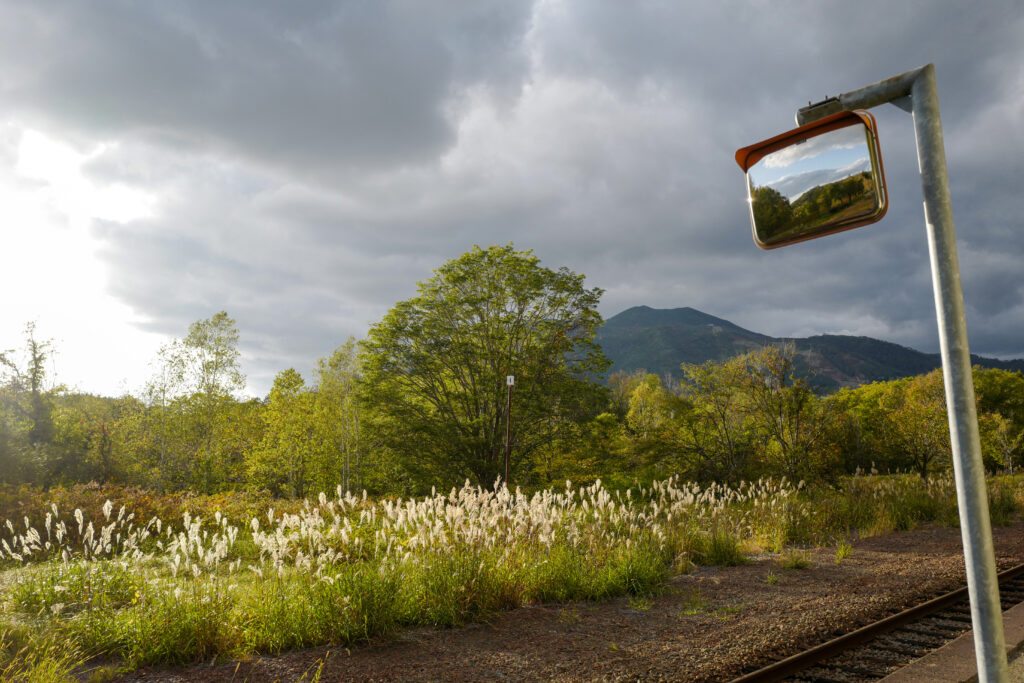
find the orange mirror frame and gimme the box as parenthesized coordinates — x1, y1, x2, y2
(736, 110, 888, 249)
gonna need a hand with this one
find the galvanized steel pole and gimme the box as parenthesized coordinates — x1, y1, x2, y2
(798, 64, 1008, 682)
(912, 66, 1007, 683)
(505, 380, 512, 486)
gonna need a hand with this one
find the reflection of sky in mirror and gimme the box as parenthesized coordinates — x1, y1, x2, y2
(750, 125, 868, 187)
(767, 157, 870, 201)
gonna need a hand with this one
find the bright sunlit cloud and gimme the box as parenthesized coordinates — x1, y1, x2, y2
(0, 127, 166, 396)
(761, 125, 865, 169)
(16, 129, 154, 226)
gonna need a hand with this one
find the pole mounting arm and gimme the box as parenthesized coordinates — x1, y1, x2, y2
(796, 65, 927, 125)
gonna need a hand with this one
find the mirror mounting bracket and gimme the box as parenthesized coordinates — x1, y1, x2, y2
(795, 66, 926, 125)
(793, 96, 842, 125)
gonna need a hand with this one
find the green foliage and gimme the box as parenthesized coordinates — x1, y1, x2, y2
(835, 538, 852, 563)
(157, 311, 248, 493)
(1, 628, 83, 683)
(72, 581, 241, 666)
(884, 371, 949, 480)
(673, 345, 838, 485)
(750, 185, 793, 238)
(739, 345, 838, 483)
(237, 565, 398, 654)
(313, 338, 365, 493)
(249, 368, 318, 498)
(13, 560, 143, 617)
(0, 323, 61, 487)
(987, 476, 1019, 527)
(980, 412, 1024, 474)
(678, 354, 755, 483)
(4, 256, 1024, 513)
(974, 367, 1024, 433)
(359, 245, 609, 491)
(688, 528, 748, 567)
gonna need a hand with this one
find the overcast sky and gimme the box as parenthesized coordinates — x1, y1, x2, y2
(2, 0, 1022, 397)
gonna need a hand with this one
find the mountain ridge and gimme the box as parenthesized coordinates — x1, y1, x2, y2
(597, 306, 1024, 392)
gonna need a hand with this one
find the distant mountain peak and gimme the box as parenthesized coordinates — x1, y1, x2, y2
(603, 306, 760, 336)
(598, 306, 1024, 392)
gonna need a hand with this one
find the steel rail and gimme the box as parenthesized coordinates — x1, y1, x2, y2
(731, 562, 1024, 683)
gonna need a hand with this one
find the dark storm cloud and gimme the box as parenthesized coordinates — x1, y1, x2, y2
(3, 0, 1022, 395)
(1, 0, 532, 172)
(527, 0, 1024, 360)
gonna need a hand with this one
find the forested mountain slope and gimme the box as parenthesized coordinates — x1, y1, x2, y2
(599, 305, 1024, 392)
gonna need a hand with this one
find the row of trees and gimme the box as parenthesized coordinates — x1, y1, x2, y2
(0, 316, 364, 497)
(3, 245, 1023, 496)
(583, 357, 1024, 486)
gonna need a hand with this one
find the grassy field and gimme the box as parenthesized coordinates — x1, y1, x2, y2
(2, 474, 1022, 681)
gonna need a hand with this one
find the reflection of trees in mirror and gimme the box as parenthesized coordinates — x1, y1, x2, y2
(751, 186, 792, 238)
(792, 172, 873, 227)
(752, 172, 875, 244)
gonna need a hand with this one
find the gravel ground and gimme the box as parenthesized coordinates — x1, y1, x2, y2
(112, 520, 1024, 682)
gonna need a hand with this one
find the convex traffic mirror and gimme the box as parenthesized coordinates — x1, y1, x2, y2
(735, 110, 888, 249)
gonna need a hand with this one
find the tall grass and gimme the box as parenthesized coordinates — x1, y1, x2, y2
(0, 473, 1020, 674)
(0, 628, 83, 683)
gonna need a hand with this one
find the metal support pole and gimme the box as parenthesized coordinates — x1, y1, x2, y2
(505, 382, 512, 487)
(798, 64, 1007, 682)
(912, 66, 1007, 683)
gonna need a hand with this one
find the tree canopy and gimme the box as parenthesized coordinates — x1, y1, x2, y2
(359, 245, 609, 490)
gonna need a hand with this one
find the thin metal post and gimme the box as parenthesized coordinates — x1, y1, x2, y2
(505, 382, 512, 486)
(797, 64, 1008, 682)
(912, 65, 1007, 683)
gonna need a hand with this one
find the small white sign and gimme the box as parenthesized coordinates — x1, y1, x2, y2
(506, 375, 515, 386)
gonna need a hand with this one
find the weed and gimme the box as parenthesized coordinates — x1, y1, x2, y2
(691, 529, 748, 567)
(715, 604, 743, 620)
(298, 650, 330, 683)
(780, 549, 813, 570)
(1, 628, 84, 682)
(629, 595, 653, 611)
(558, 607, 580, 625)
(835, 539, 852, 564)
(677, 588, 707, 616)
(988, 481, 1018, 527)
(765, 570, 779, 585)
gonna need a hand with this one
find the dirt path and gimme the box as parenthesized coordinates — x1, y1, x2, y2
(114, 521, 1024, 682)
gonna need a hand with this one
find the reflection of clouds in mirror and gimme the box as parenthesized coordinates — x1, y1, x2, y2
(749, 130, 869, 190)
(767, 156, 869, 201)
(762, 124, 865, 169)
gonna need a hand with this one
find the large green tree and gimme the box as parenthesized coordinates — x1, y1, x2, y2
(360, 245, 609, 490)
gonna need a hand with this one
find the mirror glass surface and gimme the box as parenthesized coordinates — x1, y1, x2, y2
(746, 122, 885, 248)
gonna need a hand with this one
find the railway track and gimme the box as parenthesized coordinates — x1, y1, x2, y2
(732, 562, 1024, 682)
